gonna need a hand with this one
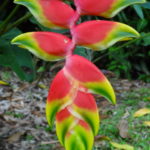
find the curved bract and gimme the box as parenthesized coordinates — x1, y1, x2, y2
(72, 91, 99, 135)
(12, 0, 144, 149)
(56, 108, 94, 150)
(64, 120, 94, 150)
(46, 70, 99, 135)
(72, 20, 140, 50)
(11, 32, 71, 61)
(14, 0, 75, 29)
(46, 70, 73, 127)
(75, 0, 146, 18)
(64, 55, 116, 104)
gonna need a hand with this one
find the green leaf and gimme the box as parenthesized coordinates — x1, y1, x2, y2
(0, 28, 36, 82)
(133, 4, 144, 19)
(74, 46, 93, 61)
(142, 32, 150, 46)
(1, 27, 22, 40)
(137, 19, 148, 31)
(141, 2, 150, 9)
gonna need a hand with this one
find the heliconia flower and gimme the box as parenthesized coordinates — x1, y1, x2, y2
(74, 0, 146, 18)
(72, 20, 140, 50)
(56, 108, 94, 150)
(11, 32, 72, 61)
(64, 55, 116, 104)
(14, 0, 76, 29)
(12, 0, 145, 149)
(46, 69, 76, 127)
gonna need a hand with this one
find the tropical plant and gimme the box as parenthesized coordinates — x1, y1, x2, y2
(11, 0, 145, 149)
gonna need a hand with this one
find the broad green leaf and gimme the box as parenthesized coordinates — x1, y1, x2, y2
(141, 2, 150, 9)
(133, 4, 144, 19)
(0, 28, 36, 82)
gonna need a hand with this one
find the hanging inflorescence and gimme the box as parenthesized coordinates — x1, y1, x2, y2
(12, 0, 145, 149)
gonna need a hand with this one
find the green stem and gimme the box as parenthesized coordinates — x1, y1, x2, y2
(0, 5, 20, 33)
(93, 32, 150, 63)
(33, 62, 50, 87)
(2, 13, 32, 34)
(0, 1, 9, 12)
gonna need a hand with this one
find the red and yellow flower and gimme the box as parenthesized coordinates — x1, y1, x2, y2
(12, 0, 145, 149)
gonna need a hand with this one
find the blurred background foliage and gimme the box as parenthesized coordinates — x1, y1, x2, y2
(0, 0, 150, 82)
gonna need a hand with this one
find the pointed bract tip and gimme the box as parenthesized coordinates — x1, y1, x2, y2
(11, 36, 19, 44)
(46, 103, 53, 128)
(11, 33, 32, 46)
(14, 0, 25, 4)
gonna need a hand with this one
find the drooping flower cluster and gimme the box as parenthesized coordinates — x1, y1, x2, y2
(12, 0, 145, 149)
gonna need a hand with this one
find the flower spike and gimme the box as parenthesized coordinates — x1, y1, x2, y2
(75, 0, 146, 18)
(72, 20, 140, 51)
(14, 0, 75, 29)
(11, 32, 72, 61)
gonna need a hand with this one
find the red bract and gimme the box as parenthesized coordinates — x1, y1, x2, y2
(34, 32, 71, 56)
(65, 54, 106, 82)
(73, 91, 99, 135)
(75, 0, 114, 15)
(14, 0, 76, 28)
(12, 0, 145, 149)
(46, 69, 74, 126)
(12, 32, 72, 61)
(72, 20, 139, 50)
(64, 55, 116, 104)
(74, 91, 97, 111)
(47, 70, 71, 101)
(75, 0, 146, 18)
(39, 0, 76, 28)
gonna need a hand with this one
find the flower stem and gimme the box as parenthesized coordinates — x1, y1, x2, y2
(0, 1, 9, 12)
(0, 5, 20, 34)
(1, 13, 32, 35)
(66, 12, 80, 57)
